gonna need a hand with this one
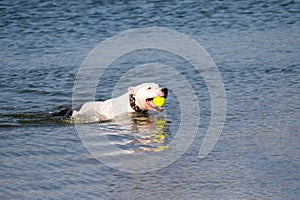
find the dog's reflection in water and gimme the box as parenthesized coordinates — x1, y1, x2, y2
(113, 112, 171, 153)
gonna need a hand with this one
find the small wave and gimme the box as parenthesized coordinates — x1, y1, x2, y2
(0, 112, 68, 128)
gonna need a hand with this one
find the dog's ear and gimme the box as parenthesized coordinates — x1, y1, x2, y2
(128, 87, 136, 95)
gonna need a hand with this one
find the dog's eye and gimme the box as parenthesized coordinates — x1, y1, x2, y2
(147, 87, 152, 90)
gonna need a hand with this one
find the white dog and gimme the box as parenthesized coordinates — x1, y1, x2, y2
(53, 83, 168, 122)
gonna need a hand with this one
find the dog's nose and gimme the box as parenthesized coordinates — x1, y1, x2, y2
(161, 88, 168, 98)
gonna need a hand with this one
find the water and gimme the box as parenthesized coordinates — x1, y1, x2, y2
(1, 0, 299, 199)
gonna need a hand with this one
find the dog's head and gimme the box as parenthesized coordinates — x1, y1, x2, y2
(128, 83, 168, 112)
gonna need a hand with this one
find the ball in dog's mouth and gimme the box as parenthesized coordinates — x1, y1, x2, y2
(152, 96, 166, 107)
(146, 97, 166, 111)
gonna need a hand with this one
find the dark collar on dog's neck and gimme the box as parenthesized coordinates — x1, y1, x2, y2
(129, 94, 143, 112)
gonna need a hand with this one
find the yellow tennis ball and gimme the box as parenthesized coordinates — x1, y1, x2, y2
(153, 97, 166, 107)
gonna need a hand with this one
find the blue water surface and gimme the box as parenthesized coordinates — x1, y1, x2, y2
(1, 0, 299, 199)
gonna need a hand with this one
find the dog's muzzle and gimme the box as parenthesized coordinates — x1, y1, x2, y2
(161, 88, 168, 98)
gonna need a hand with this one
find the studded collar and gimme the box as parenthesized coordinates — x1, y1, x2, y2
(129, 94, 144, 112)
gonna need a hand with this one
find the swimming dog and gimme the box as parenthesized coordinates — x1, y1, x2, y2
(53, 83, 168, 122)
